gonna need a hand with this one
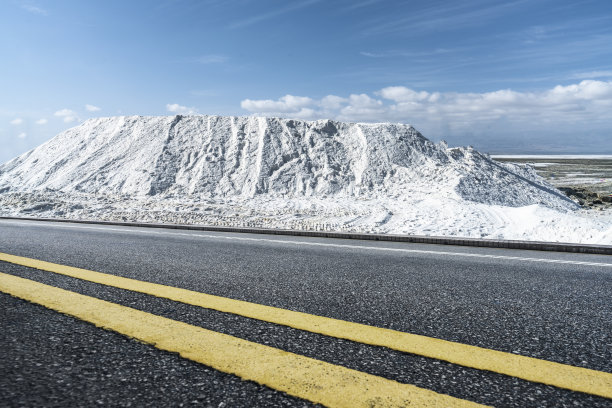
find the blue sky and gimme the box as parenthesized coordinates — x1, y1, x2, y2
(1, 0, 612, 163)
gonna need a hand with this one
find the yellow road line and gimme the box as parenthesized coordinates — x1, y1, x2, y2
(1, 251, 611, 399)
(0, 272, 484, 408)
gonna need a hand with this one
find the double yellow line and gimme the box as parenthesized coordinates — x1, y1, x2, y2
(0, 252, 610, 407)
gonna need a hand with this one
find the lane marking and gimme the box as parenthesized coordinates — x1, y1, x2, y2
(0, 272, 484, 408)
(2, 251, 611, 399)
(3, 220, 612, 268)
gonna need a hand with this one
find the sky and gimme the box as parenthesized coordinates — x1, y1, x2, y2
(1, 0, 612, 163)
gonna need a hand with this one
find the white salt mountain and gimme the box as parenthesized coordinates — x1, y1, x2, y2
(0, 115, 574, 210)
(3, 115, 610, 244)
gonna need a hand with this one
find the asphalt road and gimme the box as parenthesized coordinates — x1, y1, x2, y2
(1, 219, 611, 407)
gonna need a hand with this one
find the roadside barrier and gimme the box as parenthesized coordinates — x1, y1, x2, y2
(1, 216, 611, 255)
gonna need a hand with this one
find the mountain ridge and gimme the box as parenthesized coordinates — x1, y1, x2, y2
(0, 115, 575, 210)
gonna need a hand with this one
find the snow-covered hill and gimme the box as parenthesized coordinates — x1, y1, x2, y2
(0, 115, 574, 208)
(1, 115, 610, 243)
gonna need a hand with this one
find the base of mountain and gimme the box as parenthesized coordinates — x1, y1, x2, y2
(558, 186, 612, 209)
(1, 188, 611, 244)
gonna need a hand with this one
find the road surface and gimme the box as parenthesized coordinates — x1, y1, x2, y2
(1, 219, 611, 407)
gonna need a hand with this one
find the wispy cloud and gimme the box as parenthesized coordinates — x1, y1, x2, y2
(360, 48, 464, 59)
(54, 109, 78, 123)
(21, 3, 47, 15)
(17, 132, 27, 139)
(196, 54, 228, 64)
(35, 118, 47, 125)
(10, 118, 23, 125)
(229, 0, 321, 29)
(362, 0, 531, 36)
(570, 70, 612, 80)
(341, 0, 385, 11)
(166, 103, 199, 115)
(510, 15, 612, 45)
(85, 104, 101, 112)
(473, 34, 612, 73)
(350, 28, 612, 90)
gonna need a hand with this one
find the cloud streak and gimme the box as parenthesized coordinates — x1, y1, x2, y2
(570, 70, 612, 79)
(228, 0, 321, 29)
(360, 48, 463, 59)
(362, 0, 530, 36)
(196, 54, 228, 64)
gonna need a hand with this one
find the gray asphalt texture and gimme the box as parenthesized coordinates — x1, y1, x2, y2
(1, 219, 611, 407)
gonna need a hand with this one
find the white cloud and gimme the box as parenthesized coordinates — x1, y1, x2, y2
(378, 87, 433, 102)
(348, 93, 382, 108)
(340, 94, 385, 119)
(35, 118, 47, 125)
(21, 4, 47, 15)
(54, 108, 78, 123)
(241, 81, 612, 121)
(10, 118, 23, 125)
(17, 132, 26, 139)
(320, 95, 347, 110)
(241, 95, 314, 113)
(166, 103, 199, 115)
(85, 104, 101, 112)
(240, 80, 612, 144)
(546, 80, 612, 101)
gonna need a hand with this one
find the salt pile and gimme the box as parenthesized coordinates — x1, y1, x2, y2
(1, 115, 610, 244)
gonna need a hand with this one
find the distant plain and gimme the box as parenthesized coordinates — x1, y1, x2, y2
(493, 156, 612, 196)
